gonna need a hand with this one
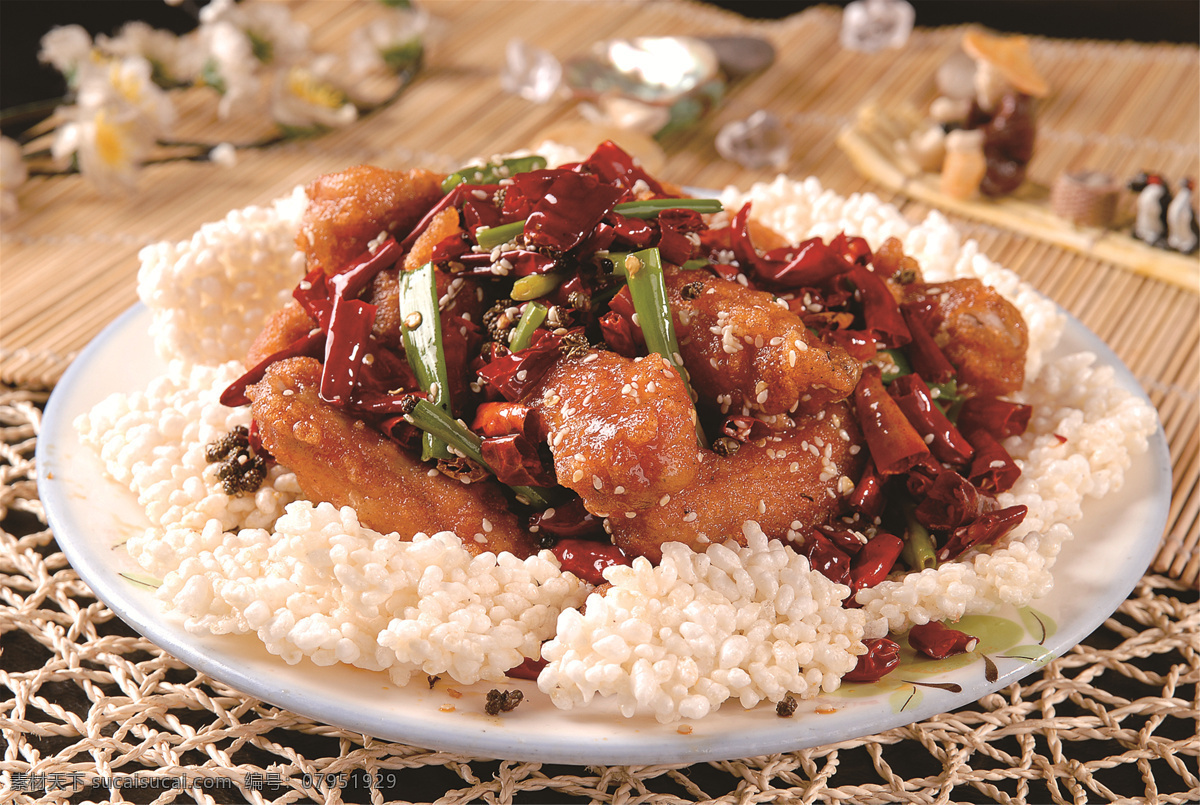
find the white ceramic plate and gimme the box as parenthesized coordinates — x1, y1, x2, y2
(38, 302, 1170, 765)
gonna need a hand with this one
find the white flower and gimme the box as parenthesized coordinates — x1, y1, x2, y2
(96, 21, 196, 86)
(200, 0, 310, 68)
(199, 20, 263, 119)
(49, 55, 174, 193)
(76, 57, 176, 135)
(0, 136, 28, 217)
(52, 105, 153, 192)
(38, 24, 94, 78)
(209, 142, 237, 168)
(346, 6, 429, 80)
(271, 59, 357, 131)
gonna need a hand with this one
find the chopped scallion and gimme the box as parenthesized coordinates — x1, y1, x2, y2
(508, 301, 549, 352)
(399, 262, 453, 461)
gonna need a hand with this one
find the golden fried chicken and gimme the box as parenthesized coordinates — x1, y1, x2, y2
(607, 401, 864, 563)
(297, 165, 443, 275)
(246, 301, 316, 366)
(901, 278, 1028, 396)
(666, 267, 862, 416)
(527, 349, 702, 513)
(247, 357, 537, 557)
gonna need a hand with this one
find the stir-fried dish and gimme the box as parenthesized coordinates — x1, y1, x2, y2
(214, 142, 1036, 682)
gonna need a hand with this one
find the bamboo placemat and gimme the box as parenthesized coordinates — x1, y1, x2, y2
(2, 2, 1198, 802)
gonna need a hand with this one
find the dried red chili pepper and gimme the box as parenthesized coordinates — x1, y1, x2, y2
(844, 637, 901, 683)
(829, 232, 873, 265)
(220, 328, 326, 407)
(964, 428, 1021, 494)
(846, 263, 911, 349)
(848, 456, 887, 521)
(937, 504, 1028, 561)
(914, 469, 996, 531)
(480, 433, 555, 487)
(552, 539, 631, 586)
(328, 237, 402, 300)
(475, 329, 567, 402)
(530, 496, 605, 540)
(854, 364, 932, 475)
(822, 327, 878, 361)
(956, 396, 1032, 439)
(900, 303, 955, 384)
(572, 140, 667, 197)
(319, 298, 378, 407)
(505, 656, 548, 681)
(847, 533, 905, 598)
(399, 182, 472, 251)
(656, 207, 706, 266)
(606, 212, 658, 249)
(472, 401, 539, 438)
(730, 203, 848, 288)
(798, 529, 851, 585)
(378, 412, 424, 451)
(460, 190, 505, 235)
(815, 524, 867, 556)
(907, 621, 979, 659)
(889, 373, 974, 466)
(599, 310, 641, 357)
(293, 265, 333, 329)
(525, 171, 626, 252)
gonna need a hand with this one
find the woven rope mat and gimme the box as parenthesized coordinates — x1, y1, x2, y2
(2, 390, 1198, 803)
(3, 2, 1199, 802)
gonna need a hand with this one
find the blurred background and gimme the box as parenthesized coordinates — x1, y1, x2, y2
(3, 0, 1198, 138)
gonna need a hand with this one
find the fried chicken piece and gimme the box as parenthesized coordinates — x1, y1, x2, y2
(298, 165, 443, 275)
(608, 401, 864, 563)
(403, 206, 462, 272)
(901, 278, 1028, 397)
(247, 357, 536, 557)
(246, 301, 316, 367)
(666, 267, 862, 416)
(527, 350, 702, 513)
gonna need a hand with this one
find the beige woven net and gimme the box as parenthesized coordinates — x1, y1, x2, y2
(2, 388, 1197, 804)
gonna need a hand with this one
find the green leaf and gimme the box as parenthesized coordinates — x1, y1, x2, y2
(382, 38, 423, 73)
